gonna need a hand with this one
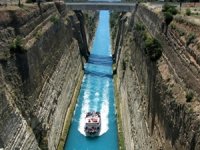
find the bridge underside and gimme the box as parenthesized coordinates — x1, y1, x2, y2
(65, 3, 136, 11)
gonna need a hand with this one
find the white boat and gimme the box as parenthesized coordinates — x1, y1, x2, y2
(84, 112, 101, 136)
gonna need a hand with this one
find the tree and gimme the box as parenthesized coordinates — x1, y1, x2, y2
(37, 0, 42, 14)
(164, 12, 173, 35)
(18, 0, 21, 7)
(179, 0, 182, 12)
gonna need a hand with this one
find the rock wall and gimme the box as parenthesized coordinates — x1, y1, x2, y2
(114, 5, 200, 150)
(0, 3, 96, 150)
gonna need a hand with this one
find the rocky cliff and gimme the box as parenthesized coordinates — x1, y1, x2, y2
(0, 3, 96, 149)
(113, 4, 200, 150)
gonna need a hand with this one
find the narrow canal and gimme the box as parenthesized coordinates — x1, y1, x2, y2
(64, 11, 118, 150)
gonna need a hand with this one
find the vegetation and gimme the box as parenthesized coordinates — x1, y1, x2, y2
(26, 0, 33, 3)
(170, 24, 185, 36)
(178, 29, 185, 36)
(162, 3, 178, 34)
(164, 12, 174, 27)
(110, 12, 120, 40)
(134, 21, 162, 61)
(135, 22, 145, 31)
(35, 30, 42, 40)
(110, 12, 119, 28)
(186, 90, 194, 102)
(185, 8, 191, 16)
(18, 0, 21, 7)
(186, 33, 196, 46)
(144, 35, 162, 61)
(84, 13, 96, 38)
(50, 15, 59, 24)
(10, 36, 26, 53)
(170, 23, 176, 30)
(162, 3, 178, 15)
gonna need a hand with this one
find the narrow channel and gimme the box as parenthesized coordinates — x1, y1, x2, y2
(64, 11, 118, 150)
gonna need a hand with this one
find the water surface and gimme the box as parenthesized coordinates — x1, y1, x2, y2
(65, 11, 118, 150)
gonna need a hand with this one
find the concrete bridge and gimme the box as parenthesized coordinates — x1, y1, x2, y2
(65, 2, 136, 11)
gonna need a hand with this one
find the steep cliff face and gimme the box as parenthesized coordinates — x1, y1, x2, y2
(113, 5, 200, 150)
(0, 3, 96, 149)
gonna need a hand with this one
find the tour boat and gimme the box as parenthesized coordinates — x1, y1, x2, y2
(84, 111, 101, 136)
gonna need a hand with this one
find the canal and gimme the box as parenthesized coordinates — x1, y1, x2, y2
(64, 11, 118, 150)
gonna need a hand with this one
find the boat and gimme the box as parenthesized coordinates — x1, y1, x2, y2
(84, 111, 101, 136)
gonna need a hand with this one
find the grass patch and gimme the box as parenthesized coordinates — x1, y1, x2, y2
(57, 71, 84, 150)
(113, 75, 125, 150)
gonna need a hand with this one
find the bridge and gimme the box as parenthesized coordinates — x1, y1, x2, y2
(65, 2, 136, 11)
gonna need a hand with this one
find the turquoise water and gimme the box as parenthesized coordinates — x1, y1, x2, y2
(64, 11, 118, 150)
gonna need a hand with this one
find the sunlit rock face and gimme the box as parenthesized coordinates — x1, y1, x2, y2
(0, 3, 97, 149)
(113, 5, 200, 150)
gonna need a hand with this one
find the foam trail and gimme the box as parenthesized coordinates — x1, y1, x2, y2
(78, 79, 90, 136)
(91, 92, 100, 111)
(99, 80, 109, 136)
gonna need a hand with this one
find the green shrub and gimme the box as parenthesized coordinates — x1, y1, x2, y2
(162, 3, 178, 15)
(162, 3, 171, 12)
(50, 15, 59, 24)
(144, 36, 162, 61)
(186, 91, 194, 102)
(164, 12, 174, 26)
(35, 30, 42, 40)
(185, 8, 191, 16)
(170, 23, 176, 30)
(186, 33, 196, 46)
(10, 36, 25, 53)
(26, 0, 33, 3)
(110, 12, 120, 40)
(135, 22, 145, 31)
(110, 12, 119, 28)
(168, 7, 178, 15)
(177, 29, 185, 36)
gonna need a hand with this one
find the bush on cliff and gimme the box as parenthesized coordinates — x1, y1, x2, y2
(110, 12, 120, 40)
(186, 90, 194, 102)
(50, 15, 59, 24)
(162, 3, 178, 15)
(162, 3, 178, 35)
(186, 33, 196, 46)
(163, 11, 173, 35)
(164, 12, 173, 27)
(144, 36, 162, 61)
(10, 36, 26, 53)
(135, 22, 145, 31)
(185, 8, 191, 16)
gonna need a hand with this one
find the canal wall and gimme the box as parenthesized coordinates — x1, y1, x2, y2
(0, 2, 96, 150)
(114, 5, 200, 150)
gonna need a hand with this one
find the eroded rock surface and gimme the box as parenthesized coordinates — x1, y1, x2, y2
(113, 5, 200, 150)
(0, 3, 96, 150)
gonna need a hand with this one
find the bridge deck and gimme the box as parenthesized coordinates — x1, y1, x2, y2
(65, 2, 136, 11)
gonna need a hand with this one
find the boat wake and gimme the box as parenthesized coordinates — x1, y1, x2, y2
(99, 100, 109, 136)
(78, 98, 109, 137)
